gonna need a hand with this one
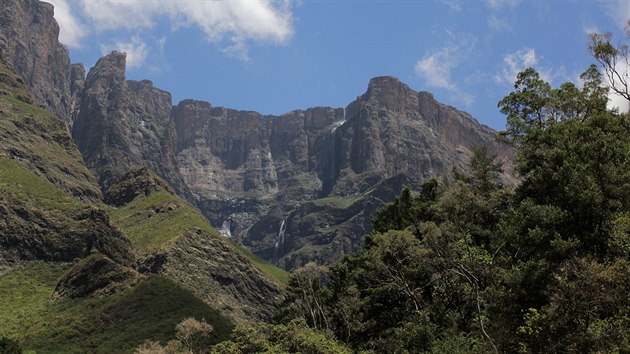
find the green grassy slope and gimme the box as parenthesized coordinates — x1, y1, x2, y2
(0, 156, 133, 266)
(108, 180, 288, 285)
(0, 262, 233, 353)
(0, 60, 101, 201)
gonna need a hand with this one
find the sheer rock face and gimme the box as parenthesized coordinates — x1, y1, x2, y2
(71, 57, 511, 269)
(173, 78, 512, 268)
(72, 52, 191, 199)
(330, 76, 511, 195)
(0, 0, 77, 123)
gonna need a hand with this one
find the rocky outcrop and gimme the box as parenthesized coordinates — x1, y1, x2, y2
(139, 228, 283, 321)
(0, 0, 76, 123)
(73, 52, 191, 198)
(53, 252, 143, 299)
(104, 166, 174, 207)
(105, 167, 285, 321)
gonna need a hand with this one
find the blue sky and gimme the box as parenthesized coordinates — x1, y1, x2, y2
(48, 0, 630, 130)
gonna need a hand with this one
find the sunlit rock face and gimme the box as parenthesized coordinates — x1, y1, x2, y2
(172, 76, 513, 269)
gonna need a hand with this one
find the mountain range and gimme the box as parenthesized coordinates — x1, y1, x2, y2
(0, 0, 513, 351)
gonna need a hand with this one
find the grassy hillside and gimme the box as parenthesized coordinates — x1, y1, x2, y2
(0, 262, 233, 353)
(107, 174, 288, 286)
(0, 60, 101, 201)
(0, 156, 133, 266)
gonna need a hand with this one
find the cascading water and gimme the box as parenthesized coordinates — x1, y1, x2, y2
(273, 219, 287, 261)
(330, 107, 347, 135)
(218, 219, 232, 238)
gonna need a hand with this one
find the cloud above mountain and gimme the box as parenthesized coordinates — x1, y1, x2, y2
(415, 32, 477, 106)
(47, 0, 294, 62)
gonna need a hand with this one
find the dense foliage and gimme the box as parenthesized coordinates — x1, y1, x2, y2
(276, 64, 630, 353)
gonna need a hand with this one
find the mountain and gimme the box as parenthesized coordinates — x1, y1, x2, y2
(0, 53, 227, 351)
(71, 53, 511, 269)
(0, 55, 132, 270)
(0, 53, 285, 350)
(0, 2, 289, 349)
(0, 0, 513, 271)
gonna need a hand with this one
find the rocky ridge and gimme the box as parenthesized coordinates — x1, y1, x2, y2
(0, 57, 133, 269)
(106, 166, 285, 320)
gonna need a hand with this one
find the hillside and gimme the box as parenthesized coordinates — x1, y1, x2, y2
(0, 49, 284, 351)
(0, 261, 233, 353)
(106, 166, 286, 320)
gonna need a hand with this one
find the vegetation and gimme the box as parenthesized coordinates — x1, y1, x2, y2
(108, 183, 289, 285)
(273, 49, 630, 352)
(210, 319, 352, 354)
(312, 194, 361, 209)
(0, 60, 100, 201)
(0, 263, 233, 353)
(135, 317, 215, 354)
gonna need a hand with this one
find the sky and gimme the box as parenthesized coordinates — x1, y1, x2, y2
(47, 0, 630, 130)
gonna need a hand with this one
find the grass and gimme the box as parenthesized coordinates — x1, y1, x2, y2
(0, 61, 101, 201)
(0, 262, 68, 341)
(0, 262, 234, 353)
(109, 190, 215, 252)
(311, 194, 361, 209)
(109, 189, 289, 286)
(0, 156, 80, 214)
(234, 244, 290, 285)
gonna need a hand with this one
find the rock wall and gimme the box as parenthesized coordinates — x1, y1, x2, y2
(72, 52, 191, 199)
(0, 0, 77, 124)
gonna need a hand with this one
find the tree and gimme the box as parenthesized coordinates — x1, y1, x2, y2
(134, 318, 213, 354)
(276, 262, 331, 333)
(210, 320, 352, 354)
(588, 22, 630, 102)
(518, 257, 630, 353)
(467, 146, 503, 195)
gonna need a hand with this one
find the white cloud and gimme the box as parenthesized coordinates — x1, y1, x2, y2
(78, 1, 293, 51)
(485, 0, 520, 11)
(495, 47, 540, 85)
(48, 0, 294, 61)
(440, 0, 462, 12)
(415, 33, 477, 105)
(100, 36, 148, 70)
(599, 0, 630, 30)
(488, 14, 511, 31)
(47, 0, 86, 48)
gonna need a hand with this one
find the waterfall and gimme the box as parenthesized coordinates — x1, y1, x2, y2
(218, 219, 232, 238)
(331, 107, 347, 135)
(273, 219, 287, 261)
